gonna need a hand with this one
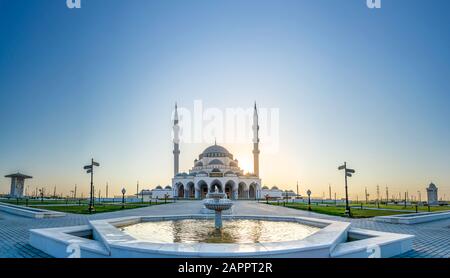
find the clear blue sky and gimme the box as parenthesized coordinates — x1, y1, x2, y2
(0, 0, 449, 199)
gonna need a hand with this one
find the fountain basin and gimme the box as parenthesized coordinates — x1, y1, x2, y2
(120, 218, 320, 243)
(29, 215, 414, 258)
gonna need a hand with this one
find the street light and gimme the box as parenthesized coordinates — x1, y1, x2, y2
(338, 162, 355, 217)
(307, 189, 312, 211)
(121, 188, 126, 209)
(84, 158, 100, 214)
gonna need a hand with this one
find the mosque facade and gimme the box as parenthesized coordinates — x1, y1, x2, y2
(171, 103, 262, 199)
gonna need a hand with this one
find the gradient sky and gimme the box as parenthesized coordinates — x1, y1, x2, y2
(0, 0, 449, 200)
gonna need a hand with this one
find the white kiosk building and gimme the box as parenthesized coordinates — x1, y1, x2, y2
(426, 183, 439, 205)
(171, 103, 262, 200)
(5, 172, 32, 198)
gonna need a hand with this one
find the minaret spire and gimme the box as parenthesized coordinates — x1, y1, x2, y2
(252, 102, 260, 177)
(173, 103, 180, 176)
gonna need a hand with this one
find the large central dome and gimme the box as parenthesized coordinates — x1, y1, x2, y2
(201, 144, 232, 158)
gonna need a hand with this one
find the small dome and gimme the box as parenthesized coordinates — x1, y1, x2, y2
(229, 161, 237, 167)
(211, 168, 221, 173)
(271, 186, 279, 190)
(262, 186, 269, 190)
(209, 159, 224, 165)
(195, 161, 203, 167)
(165, 185, 172, 190)
(155, 185, 163, 190)
(428, 183, 437, 189)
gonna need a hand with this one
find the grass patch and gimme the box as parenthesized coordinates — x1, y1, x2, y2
(28, 202, 168, 214)
(270, 202, 415, 218)
(349, 203, 450, 212)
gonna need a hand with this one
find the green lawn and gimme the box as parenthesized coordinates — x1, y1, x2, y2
(269, 202, 415, 218)
(349, 203, 450, 212)
(29, 203, 167, 214)
(0, 199, 89, 206)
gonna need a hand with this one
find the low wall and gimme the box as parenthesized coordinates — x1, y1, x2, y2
(374, 211, 450, 224)
(0, 203, 65, 218)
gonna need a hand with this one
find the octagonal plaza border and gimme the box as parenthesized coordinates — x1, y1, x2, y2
(374, 211, 450, 225)
(29, 214, 414, 258)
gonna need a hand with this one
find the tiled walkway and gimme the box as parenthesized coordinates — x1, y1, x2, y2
(1, 201, 449, 258)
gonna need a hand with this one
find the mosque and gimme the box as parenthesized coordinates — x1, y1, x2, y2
(171, 103, 262, 199)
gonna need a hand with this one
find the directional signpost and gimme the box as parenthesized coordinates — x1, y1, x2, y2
(338, 162, 355, 217)
(84, 158, 100, 214)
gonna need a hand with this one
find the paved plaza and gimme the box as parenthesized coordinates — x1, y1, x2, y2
(1, 201, 449, 258)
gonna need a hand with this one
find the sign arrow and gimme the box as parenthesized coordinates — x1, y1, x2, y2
(346, 169, 355, 174)
(338, 165, 345, 170)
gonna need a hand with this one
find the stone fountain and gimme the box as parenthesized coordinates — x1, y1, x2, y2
(203, 189, 233, 229)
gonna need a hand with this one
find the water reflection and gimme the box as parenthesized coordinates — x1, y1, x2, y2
(120, 219, 320, 244)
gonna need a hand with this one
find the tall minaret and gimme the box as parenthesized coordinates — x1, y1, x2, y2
(252, 102, 260, 177)
(173, 103, 180, 176)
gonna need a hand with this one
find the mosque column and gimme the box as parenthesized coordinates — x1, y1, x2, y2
(245, 190, 250, 199)
(173, 103, 180, 176)
(184, 189, 189, 199)
(252, 102, 260, 177)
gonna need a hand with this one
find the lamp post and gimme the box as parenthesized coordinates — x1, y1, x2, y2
(39, 188, 44, 203)
(84, 158, 100, 214)
(121, 188, 126, 209)
(338, 162, 355, 217)
(307, 190, 312, 211)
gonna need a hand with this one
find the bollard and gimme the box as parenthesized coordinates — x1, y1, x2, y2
(415, 205, 418, 213)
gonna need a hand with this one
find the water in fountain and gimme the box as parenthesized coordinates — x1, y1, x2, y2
(203, 188, 233, 229)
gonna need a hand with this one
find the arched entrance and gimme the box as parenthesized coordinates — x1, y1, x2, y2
(197, 180, 208, 199)
(210, 179, 223, 193)
(225, 181, 235, 200)
(238, 182, 246, 199)
(249, 183, 256, 199)
(186, 182, 195, 199)
(178, 183, 184, 198)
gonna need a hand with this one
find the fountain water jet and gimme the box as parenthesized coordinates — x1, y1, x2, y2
(203, 189, 233, 229)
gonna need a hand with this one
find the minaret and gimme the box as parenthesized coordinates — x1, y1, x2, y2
(252, 102, 260, 177)
(173, 103, 180, 176)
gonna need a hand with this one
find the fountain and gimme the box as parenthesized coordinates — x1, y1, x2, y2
(28, 189, 415, 258)
(203, 189, 233, 229)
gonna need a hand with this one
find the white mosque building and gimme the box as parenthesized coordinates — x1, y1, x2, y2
(171, 103, 262, 200)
